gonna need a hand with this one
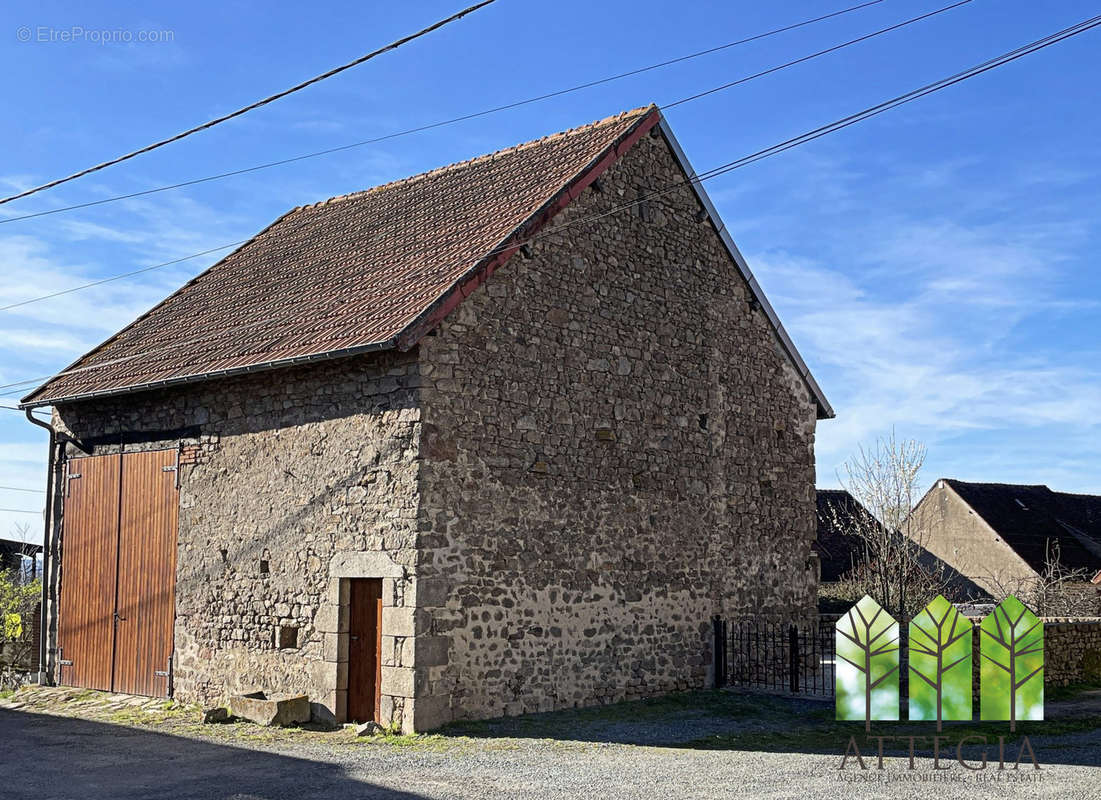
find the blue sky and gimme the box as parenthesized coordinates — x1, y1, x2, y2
(1, 0, 1099, 542)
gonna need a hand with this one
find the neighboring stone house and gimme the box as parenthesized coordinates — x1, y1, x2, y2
(21, 105, 832, 732)
(911, 479, 1101, 614)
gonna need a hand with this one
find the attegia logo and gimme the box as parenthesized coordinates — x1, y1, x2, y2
(835, 594, 1044, 730)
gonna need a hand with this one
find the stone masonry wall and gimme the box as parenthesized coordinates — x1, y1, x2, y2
(411, 129, 820, 729)
(1040, 619, 1101, 686)
(51, 351, 423, 728)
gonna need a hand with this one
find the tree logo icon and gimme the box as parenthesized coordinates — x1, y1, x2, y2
(835, 595, 900, 730)
(980, 595, 1044, 731)
(835, 594, 1044, 731)
(908, 594, 972, 731)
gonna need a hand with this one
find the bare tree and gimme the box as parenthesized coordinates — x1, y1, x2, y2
(827, 432, 932, 623)
(983, 541, 1099, 617)
(9, 523, 34, 583)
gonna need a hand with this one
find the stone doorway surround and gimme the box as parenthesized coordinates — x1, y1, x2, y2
(320, 551, 407, 728)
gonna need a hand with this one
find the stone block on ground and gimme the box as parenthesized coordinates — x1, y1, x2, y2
(355, 721, 385, 736)
(227, 692, 310, 727)
(202, 706, 229, 724)
(309, 701, 340, 730)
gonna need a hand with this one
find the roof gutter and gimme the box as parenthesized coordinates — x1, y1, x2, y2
(20, 338, 396, 409)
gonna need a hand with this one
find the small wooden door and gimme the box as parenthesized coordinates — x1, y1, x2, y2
(347, 579, 383, 722)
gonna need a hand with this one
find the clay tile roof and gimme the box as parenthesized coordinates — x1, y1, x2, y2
(23, 106, 660, 406)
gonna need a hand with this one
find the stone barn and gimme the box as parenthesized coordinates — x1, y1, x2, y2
(22, 105, 832, 732)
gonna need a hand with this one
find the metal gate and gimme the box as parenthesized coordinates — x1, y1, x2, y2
(57, 449, 179, 697)
(713, 617, 835, 697)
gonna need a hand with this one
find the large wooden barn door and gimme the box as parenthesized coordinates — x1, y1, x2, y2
(57, 454, 120, 692)
(57, 449, 179, 697)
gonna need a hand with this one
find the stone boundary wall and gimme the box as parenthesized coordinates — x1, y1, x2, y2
(1039, 618, 1101, 686)
(961, 617, 1101, 700)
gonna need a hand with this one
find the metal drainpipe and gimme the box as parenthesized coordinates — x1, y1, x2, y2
(24, 408, 57, 685)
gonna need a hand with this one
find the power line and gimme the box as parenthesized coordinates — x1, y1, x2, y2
(0, 1, 498, 207)
(0, 508, 41, 515)
(0, 486, 43, 494)
(0, 0, 964, 315)
(4, 11, 1097, 402)
(0, 404, 49, 417)
(664, 0, 971, 109)
(0, 241, 248, 313)
(0, 0, 890, 227)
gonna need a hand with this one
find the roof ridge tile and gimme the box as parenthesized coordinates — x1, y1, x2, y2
(292, 106, 655, 213)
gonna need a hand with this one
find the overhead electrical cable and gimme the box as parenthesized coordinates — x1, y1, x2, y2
(3, 11, 1098, 401)
(0, 0, 894, 226)
(0, 0, 499, 207)
(0, 0, 967, 315)
(0, 242, 249, 312)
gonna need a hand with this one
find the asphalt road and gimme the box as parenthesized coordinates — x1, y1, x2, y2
(6, 705, 1101, 800)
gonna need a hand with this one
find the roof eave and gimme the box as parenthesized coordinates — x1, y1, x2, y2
(19, 338, 396, 409)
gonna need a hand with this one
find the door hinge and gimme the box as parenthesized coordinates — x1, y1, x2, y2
(168, 445, 182, 490)
(66, 468, 81, 496)
(59, 659, 74, 666)
(153, 670, 170, 677)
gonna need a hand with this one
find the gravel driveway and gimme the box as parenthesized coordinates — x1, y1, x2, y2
(3, 687, 1099, 799)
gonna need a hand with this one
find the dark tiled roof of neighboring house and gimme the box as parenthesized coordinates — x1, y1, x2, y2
(0, 538, 41, 571)
(22, 105, 832, 418)
(0, 538, 41, 556)
(814, 489, 876, 582)
(944, 480, 1101, 574)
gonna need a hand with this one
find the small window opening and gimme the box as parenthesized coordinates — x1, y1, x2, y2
(698, 414, 708, 430)
(278, 626, 298, 650)
(259, 560, 270, 575)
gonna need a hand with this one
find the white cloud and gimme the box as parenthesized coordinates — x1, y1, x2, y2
(749, 216, 1101, 493)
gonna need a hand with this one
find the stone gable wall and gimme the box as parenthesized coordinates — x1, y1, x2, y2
(412, 130, 819, 728)
(50, 352, 423, 728)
